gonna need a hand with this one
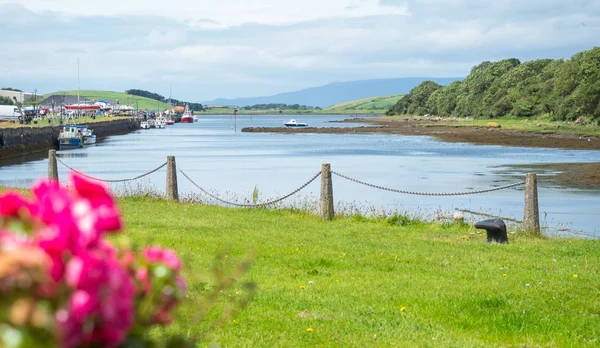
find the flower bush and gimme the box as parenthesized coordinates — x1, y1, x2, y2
(0, 174, 187, 348)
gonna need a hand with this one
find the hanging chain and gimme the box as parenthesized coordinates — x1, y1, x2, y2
(331, 171, 524, 196)
(178, 168, 321, 207)
(57, 158, 167, 183)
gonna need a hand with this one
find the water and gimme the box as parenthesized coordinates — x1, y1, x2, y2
(1, 114, 599, 237)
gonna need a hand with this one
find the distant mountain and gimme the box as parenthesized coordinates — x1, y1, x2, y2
(204, 77, 463, 108)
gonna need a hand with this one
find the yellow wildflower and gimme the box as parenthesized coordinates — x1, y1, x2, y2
(502, 274, 507, 277)
(300, 285, 306, 289)
(306, 328, 313, 333)
(400, 306, 406, 312)
(573, 274, 579, 279)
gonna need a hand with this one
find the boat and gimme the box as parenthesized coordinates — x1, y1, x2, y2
(140, 121, 149, 129)
(180, 104, 194, 123)
(58, 125, 84, 149)
(75, 125, 96, 144)
(156, 117, 167, 129)
(166, 118, 175, 125)
(148, 119, 156, 129)
(284, 119, 308, 128)
(193, 115, 199, 122)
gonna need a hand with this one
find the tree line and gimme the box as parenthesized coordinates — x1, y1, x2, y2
(0, 96, 14, 105)
(387, 47, 600, 123)
(239, 103, 321, 111)
(125, 89, 204, 111)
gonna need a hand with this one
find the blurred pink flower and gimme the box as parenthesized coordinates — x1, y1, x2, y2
(144, 246, 182, 271)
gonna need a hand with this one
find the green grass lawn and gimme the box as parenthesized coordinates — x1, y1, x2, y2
(324, 94, 404, 113)
(44, 90, 172, 110)
(118, 197, 600, 347)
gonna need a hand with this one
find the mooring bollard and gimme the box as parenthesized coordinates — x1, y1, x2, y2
(166, 156, 179, 202)
(523, 172, 540, 235)
(48, 149, 58, 181)
(320, 163, 334, 221)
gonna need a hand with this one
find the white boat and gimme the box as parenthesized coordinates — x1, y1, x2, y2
(193, 115, 199, 122)
(140, 121, 149, 129)
(156, 117, 167, 128)
(58, 125, 84, 149)
(284, 119, 308, 128)
(76, 125, 96, 144)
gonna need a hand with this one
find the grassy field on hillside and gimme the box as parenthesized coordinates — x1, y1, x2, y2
(324, 94, 403, 113)
(44, 90, 172, 110)
(117, 197, 600, 347)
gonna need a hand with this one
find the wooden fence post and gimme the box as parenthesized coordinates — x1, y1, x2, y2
(524, 172, 540, 235)
(166, 156, 179, 202)
(48, 149, 58, 181)
(320, 163, 334, 221)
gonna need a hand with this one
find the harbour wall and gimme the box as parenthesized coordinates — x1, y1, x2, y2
(0, 118, 140, 160)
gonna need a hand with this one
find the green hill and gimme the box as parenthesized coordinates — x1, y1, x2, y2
(387, 47, 600, 123)
(325, 94, 404, 112)
(44, 90, 172, 110)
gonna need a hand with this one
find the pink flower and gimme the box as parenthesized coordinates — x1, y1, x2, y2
(71, 174, 122, 233)
(144, 246, 182, 271)
(0, 191, 35, 218)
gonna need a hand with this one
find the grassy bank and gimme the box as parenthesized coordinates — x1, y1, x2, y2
(200, 108, 384, 115)
(118, 197, 600, 347)
(324, 94, 403, 113)
(419, 115, 600, 138)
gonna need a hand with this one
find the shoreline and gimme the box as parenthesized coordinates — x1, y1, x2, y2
(242, 117, 600, 190)
(0, 118, 140, 161)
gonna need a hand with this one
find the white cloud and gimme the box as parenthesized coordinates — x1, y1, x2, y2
(0, 0, 599, 100)
(0, 0, 408, 26)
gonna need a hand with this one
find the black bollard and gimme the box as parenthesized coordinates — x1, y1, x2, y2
(474, 218, 509, 244)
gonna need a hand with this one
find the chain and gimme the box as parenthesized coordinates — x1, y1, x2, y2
(179, 168, 321, 207)
(331, 171, 524, 196)
(57, 158, 167, 183)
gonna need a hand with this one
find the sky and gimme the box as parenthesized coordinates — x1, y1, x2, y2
(0, 0, 598, 102)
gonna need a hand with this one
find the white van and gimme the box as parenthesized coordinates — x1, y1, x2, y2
(0, 105, 22, 122)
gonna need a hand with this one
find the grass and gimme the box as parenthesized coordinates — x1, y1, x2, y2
(43, 90, 172, 110)
(422, 115, 600, 138)
(324, 94, 404, 113)
(117, 197, 600, 347)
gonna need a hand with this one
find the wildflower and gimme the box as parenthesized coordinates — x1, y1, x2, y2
(300, 285, 306, 289)
(502, 274, 507, 277)
(336, 279, 340, 283)
(573, 274, 579, 279)
(400, 306, 406, 312)
(306, 328, 313, 333)
(308, 281, 313, 285)
(295, 248, 299, 252)
(526, 284, 530, 287)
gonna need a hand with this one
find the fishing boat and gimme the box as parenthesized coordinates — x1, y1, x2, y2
(75, 125, 96, 144)
(166, 118, 175, 125)
(148, 119, 157, 129)
(156, 116, 167, 129)
(181, 104, 194, 123)
(58, 125, 84, 149)
(140, 121, 149, 129)
(284, 119, 308, 128)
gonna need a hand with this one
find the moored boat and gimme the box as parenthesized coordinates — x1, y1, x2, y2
(58, 125, 84, 149)
(156, 117, 167, 128)
(284, 119, 308, 128)
(181, 104, 194, 123)
(75, 125, 96, 144)
(140, 121, 149, 129)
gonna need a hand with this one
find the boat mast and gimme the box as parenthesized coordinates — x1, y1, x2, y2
(77, 58, 80, 117)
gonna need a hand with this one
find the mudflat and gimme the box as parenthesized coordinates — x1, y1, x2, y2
(242, 117, 600, 190)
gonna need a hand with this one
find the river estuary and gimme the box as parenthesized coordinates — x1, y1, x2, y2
(1, 114, 599, 237)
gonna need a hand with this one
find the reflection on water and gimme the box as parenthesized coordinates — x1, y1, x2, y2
(1, 114, 599, 237)
(0, 150, 49, 167)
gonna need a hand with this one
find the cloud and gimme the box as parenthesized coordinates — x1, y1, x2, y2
(0, 1, 599, 101)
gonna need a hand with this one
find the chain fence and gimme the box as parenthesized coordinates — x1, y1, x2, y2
(331, 171, 524, 196)
(178, 168, 321, 207)
(57, 158, 167, 183)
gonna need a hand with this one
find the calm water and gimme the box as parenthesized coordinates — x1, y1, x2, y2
(1, 114, 599, 237)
